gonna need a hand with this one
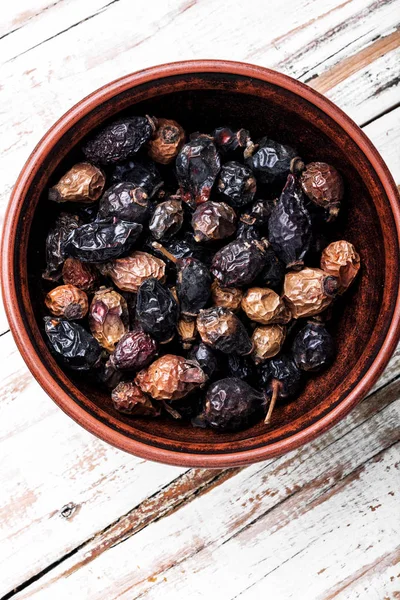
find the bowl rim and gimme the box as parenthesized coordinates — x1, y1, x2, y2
(2, 59, 400, 467)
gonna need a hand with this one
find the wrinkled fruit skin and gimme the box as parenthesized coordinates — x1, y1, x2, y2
(320, 240, 360, 293)
(135, 354, 207, 400)
(83, 116, 154, 165)
(89, 287, 129, 352)
(97, 182, 154, 223)
(246, 137, 298, 187)
(63, 219, 142, 263)
(62, 258, 98, 291)
(48, 162, 105, 204)
(211, 239, 266, 288)
(257, 246, 286, 292)
(112, 382, 160, 416)
(111, 158, 163, 198)
(177, 258, 212, 316)
(192, 201, 236, 242)
(292, 322, 335, 372)
(98, 251, 166, 292)
(252, 325, 286, 363)
(45, 284, 88, 320)
(202, 378, 265, 431)
(197, 306, 253, 355)
(259, 354, 302, 399)
(283, 267, 339, 318)
(241, 287, 291, 325)
(268, 174, 312, 270)
(188, 342, 219, 379)
(225, 354, 256, 383)
(212, 126, 250, 155)
(301, 162, 343, 220)
(43, 213, 81, 281)
(241, 198, 276, 226)
(136, 278, 179, 343)
(217, 161, 256, 207)
(111, 329, 158, 371)
(176, 134, 221, 206)
(149, 199, 184, 240)
(211, 280, 243, 312)
(148, 118, 185, 164)
(44, 317, 101, 371)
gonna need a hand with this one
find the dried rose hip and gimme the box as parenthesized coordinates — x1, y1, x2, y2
(241, 287, 291, 325)
(43, 213, 82, 281)
(246, 137, 299, 187)
(110, 329, 158, 371)
(97, 182, 154, 223)
(257, 246, 286, 293)
(83, 116, 155, 165)
(149, 199, 184, 240)
(211, 280, 243, 312)
(225, 354, 256, 383)
(135, 278, 179, 343)
(217, 161, 256, 207)
(199, 378, 266, 431)
(301, 162, 344, 221)
(211, 239, 267, 288)
(112, 382, 161, 416)
(320, 240, 360, 293)
(283, 268, 339, 319)
(98, 251, 166, 292)
(191, 201, 237, 242)
(152, 242, 211, 317)
(63, 219, 143, 263)
(259, 354, 303, 424)
(48, 162, 105, 204)
(111, 158, 163, 198)
(45, 284, 88, 320)
(89, 287, 129, 352)
(148, 118, 185, 164)
(268, 174, 312, 270)
(176, 134, 221, 206)
(62, 258, 98, 291)
(292, 322, 335, 372)
(44, 317, 101, 371)
(135, 354, 207, 400)
(197, 306, 252, 355)
(251, 324, 286, 363)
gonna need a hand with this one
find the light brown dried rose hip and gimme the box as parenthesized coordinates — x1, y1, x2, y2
(320, 240, 360, 293)
(48, 162, 105, 203)
(112, 382, 161, 416)
(45, 284, 88, 320)
(135, 354, 207, 400)
(241, 287, 291, 324)
(283, 268, 339, 318)
(89, 287, 129, 352)
(98, 252, 166, 292)
(147, 118, 185, 164)
(251, 325, 286, 363)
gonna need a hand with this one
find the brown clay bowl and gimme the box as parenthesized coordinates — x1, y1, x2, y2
(2, 60, 400, 467)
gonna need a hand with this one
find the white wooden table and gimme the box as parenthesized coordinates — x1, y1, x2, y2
(1, 1, 399, 598)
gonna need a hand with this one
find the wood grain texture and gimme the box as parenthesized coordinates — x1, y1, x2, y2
(0, 0, 399, 597)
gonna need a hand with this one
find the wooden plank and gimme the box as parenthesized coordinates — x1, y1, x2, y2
(10, 381, 400, 599)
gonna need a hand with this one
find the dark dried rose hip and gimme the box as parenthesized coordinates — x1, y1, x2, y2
(176, 134, 221, 206)
(97, 182, 154, 223)
(62, 258, 98, 291)
(197, 306, 253, 355)
(111, 329, 158, 371)
(44, 317, 101, 371)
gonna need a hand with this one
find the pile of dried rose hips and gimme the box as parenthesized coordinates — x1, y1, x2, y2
(42, 115, 360, 432)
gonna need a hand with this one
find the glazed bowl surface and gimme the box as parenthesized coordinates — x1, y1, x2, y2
(2, 60, 400, 467)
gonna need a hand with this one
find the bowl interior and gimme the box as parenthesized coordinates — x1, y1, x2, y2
(15, 70, 398, 459)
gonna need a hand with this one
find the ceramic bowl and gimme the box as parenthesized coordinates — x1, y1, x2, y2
(2, 60, 400, 467)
